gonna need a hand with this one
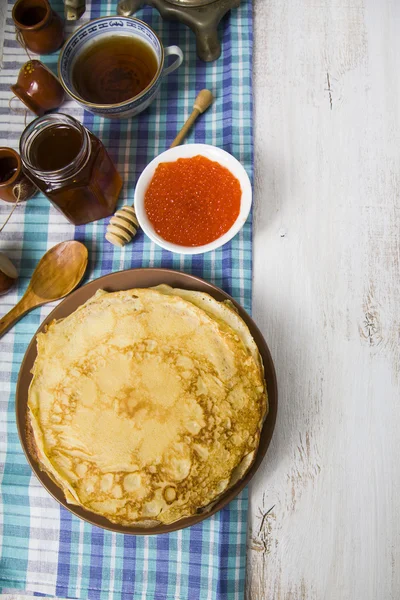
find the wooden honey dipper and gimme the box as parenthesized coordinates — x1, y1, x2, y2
(105, 89, 214, 247)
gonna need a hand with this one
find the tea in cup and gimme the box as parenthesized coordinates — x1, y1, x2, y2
(58, 17, 183, 119)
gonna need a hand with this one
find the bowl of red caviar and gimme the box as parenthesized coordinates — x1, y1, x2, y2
(134, 144, 252, 254)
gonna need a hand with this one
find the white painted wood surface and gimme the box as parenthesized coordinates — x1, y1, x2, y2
(250, 0, 400, 598)
(1, 0, 399, 598)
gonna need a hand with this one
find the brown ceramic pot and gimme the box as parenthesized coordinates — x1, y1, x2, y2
(11, 60, 65, 116)
(12, 0, 64, 55)
(0, 148, 37, 204)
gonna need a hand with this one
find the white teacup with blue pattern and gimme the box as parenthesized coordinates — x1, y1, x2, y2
(58, 17, 183, 119)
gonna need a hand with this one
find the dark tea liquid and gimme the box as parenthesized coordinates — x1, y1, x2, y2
(0, 157, 18, 183)
(72, 35, 158, 105)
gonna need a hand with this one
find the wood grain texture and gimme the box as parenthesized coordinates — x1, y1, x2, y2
(0, 0, 399, 598)
(250, 0, 400, 598)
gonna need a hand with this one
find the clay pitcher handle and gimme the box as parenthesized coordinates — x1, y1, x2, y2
(162, 46, 184, 77)
(0, 292, 36, 338)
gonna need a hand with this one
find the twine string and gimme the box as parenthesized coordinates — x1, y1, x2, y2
(2, 31, 37, 234)
(0, 184, 24, 234)
(12, 31, 33, 126)
(8, 96, 28, 127)
(15, 30, 32, 61)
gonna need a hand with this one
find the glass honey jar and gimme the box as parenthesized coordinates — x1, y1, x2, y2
(20, 114, 122, 225)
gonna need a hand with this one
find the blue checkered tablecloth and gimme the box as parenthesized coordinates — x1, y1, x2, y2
(0, 0, 253, 598)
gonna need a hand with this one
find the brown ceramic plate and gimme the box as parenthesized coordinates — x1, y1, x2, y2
(16, 268, 277, 534)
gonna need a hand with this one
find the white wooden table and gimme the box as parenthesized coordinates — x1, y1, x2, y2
(1, 0, 399, 598)
(249, 0, 400, 597)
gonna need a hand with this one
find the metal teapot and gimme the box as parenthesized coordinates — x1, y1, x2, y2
(117, 0, 239, 62)
(63, 0, 86, 20)
(62, 0, 239, 62)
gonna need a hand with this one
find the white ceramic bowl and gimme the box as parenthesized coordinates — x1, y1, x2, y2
(134, 144, 252, 254)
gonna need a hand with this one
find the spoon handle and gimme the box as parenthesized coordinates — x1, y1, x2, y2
(0, 295, 36, 339)
(169, 89, 214, 148)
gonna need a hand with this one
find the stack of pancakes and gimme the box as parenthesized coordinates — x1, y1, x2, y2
(28, 285, 268, 526)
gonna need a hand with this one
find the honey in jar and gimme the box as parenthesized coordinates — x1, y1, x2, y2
(20, 114, 122, 225)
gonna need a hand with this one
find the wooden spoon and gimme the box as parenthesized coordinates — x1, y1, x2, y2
(0, 240, 88, 338)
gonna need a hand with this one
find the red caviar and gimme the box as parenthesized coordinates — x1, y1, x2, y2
(144, 155, 242, 247)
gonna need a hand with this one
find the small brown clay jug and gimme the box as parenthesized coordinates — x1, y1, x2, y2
(12, 0, 64, 55)
(0, 148, 37, 204)
(11, 60, 65, 116)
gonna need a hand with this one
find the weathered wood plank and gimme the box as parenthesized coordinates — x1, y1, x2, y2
(250, 0, 400, 598)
